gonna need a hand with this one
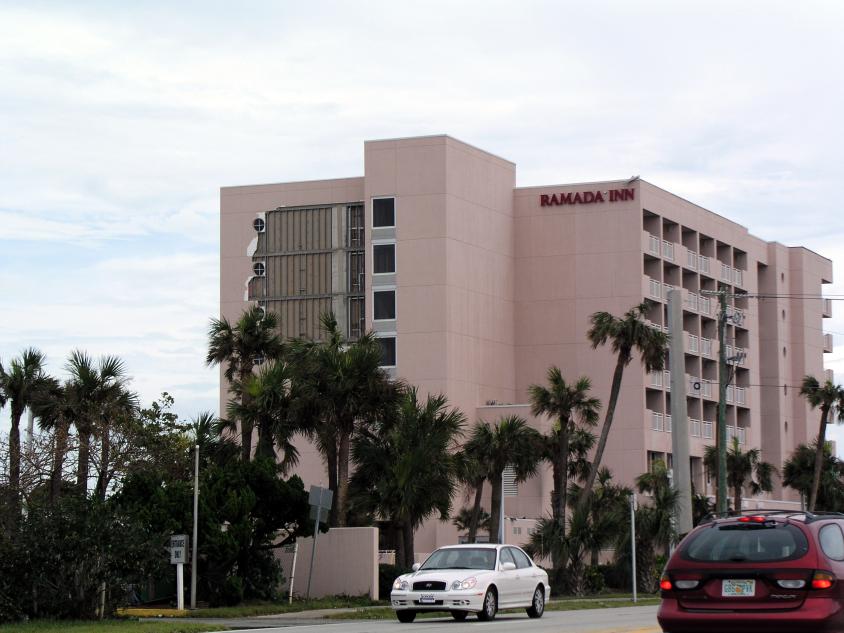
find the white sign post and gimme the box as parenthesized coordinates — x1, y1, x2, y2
(170, 534, 188, 610)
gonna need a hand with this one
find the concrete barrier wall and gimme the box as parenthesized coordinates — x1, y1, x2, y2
(278, 527, 379, 600)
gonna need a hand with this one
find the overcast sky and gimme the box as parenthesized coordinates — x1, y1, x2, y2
(2, 1, 844, 446)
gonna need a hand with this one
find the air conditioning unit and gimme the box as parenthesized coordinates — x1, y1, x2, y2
(253, 261, 266, 277)
(689, 379, 702, 395)
(253, 217, 266, 233)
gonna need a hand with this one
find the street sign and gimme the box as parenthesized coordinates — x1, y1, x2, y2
(308, 485, 333, 510)
(170, 534, 188, 565)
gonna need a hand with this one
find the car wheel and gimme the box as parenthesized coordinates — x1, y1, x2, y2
(476, 588, 497, 621)
(396, 610, 416, 623)
(526, 585, 545, 618)
(451, 610, 468, 621)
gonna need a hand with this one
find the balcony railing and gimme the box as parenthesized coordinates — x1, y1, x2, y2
(699, 255, 711, 274)
(688, 333, 699, 353)
(727, 425, 746, 445)
(701, 379, 713, 398)
(646, 232, 660, 256)
(662, 240, 675, 262)
(690, 419, 701, 437)
(650, 371, 663, 388)
(686, 250, 698, 271)
(702, 420, 713, 439)
(701, 337, 713, 357)
(824, 333, 834, 353)
(735, 386, 747, 405)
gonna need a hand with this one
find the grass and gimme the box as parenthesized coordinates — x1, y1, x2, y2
(324, 596, 660, 620)
(0, 622, 227, 633)
(120, 595, 380, 619)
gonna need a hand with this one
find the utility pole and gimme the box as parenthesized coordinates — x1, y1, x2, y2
(716, 286, 729, 514)
(190, 445, 199, 609)
(667, 289, 693, 536)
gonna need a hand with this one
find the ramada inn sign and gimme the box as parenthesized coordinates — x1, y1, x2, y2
(540, 188, 635, 207)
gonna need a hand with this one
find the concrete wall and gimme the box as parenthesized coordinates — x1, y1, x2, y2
(278, 527, 379, 600)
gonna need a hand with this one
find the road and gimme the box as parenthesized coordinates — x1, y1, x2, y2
(190, 605, 660, 633)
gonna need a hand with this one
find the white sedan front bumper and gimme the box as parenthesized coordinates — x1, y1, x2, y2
(390, 588, 486, 612)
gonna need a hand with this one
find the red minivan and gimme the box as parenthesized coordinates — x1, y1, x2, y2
(658, 512, 844, 633)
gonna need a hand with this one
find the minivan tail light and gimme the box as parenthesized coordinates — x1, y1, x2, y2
(812, 571, 835, 590)
(659, 576, 673, 591)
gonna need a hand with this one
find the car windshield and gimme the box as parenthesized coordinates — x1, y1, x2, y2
(420, 547, 497, 570)
(683, 523, 809, 563)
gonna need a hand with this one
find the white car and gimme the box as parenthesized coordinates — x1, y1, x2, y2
(390, 544, 550, 623)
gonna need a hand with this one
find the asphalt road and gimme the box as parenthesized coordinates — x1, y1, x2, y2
(190, 604, 660, 633)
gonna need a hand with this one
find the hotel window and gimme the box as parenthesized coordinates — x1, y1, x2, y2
(373, 244, 395, 274)
(373, 198, 395, 228)
(374, 290, 396, 320)
(378, 336, 396, 367)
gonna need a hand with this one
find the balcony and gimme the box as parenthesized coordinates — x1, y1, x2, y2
(700, 337, 713, 358)
(702, 420, 714, 439)
(823, 298, 833, 318)
(650, 411, 665, 432)
(824, 333, 834, 353)
(644, 231, 661, 257)
(699, 255, 711, 275)
(690, 419, 701, 437)
(687, 333, 700, 354)
(728, 425, 746, 445)
(662, 240, 675, 262)
(686, 249, 699, 271)
(645, 275, 662, 301)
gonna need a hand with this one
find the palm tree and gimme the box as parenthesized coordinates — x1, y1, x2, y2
(452, 506, 492, 537)
(704, 437, 775, 513)
(66, 350, 137, 497)
(783, 442, 844, 511)
(799, 375, 844, 511)
(454, 446, 489, 543)
(567, 467, 631, 566)
(227, 360, 304, 471)
(577, 302, 667, 512)
(292, 313, 401, 526)
(629, 460, 678, 592)
(0, 347, 50, 523)
(529, 369, 600, 545)
(207, 306, 283, 461)
(351, 388, 465, 567)
(29, 377, 74, 503)
(464, 415, 542, 544)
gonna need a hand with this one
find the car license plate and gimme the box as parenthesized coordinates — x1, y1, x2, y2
(419, 594, 436, 604)
(722, 579, 755, 597)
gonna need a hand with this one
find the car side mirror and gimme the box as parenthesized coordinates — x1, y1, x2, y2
(411, 563, 421, 571)
(500, 562, 516, 571)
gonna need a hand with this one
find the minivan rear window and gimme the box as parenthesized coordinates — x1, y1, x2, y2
(683, 524, 809, 562)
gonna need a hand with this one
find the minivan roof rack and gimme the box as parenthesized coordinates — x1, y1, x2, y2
(699, 508, 844, 526)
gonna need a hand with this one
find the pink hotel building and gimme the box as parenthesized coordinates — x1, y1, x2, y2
(221, 135, 833, 552)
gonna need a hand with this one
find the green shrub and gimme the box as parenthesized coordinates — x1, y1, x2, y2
(584, 565, 605, 594)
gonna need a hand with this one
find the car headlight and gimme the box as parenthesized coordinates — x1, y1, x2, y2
(451, 576, 477, 590)
(393, 578, 409, 591)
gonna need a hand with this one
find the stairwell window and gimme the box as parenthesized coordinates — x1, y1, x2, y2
(378, 336, 396, 367)
(373, 243, 395, 274)
(374, 290, 396, 320)
(373, 197, 395, 228)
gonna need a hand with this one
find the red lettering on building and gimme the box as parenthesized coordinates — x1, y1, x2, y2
(541, 188, 635, 206)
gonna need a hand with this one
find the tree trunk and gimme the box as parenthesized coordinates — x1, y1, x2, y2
(256, 423, 274, 460)
(394, 522, 406, 570)
(239, 366, 254, 462)
(733, 485, 742, 514)
(559, 424, 569, 532)
(325, 435, 339, 526)
(77, 429, 91, 495)
(8, 405, 22, 529)
(577, 355, 627, 513)
(50, 419, 70, 503)
(489, 470, 503, 544)
(95, 424, 110, 501)
(402, 521, 415, 569)
(336, 429, 351, 527)
(467, 480, 484, 543)
(809, 405, 830, 511)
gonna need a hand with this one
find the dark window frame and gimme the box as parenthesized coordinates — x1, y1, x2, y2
(378, 336, 396, 367)
(373, 243, 395, 274)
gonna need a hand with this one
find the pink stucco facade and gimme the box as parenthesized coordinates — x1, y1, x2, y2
(220, 135, 833, 554)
